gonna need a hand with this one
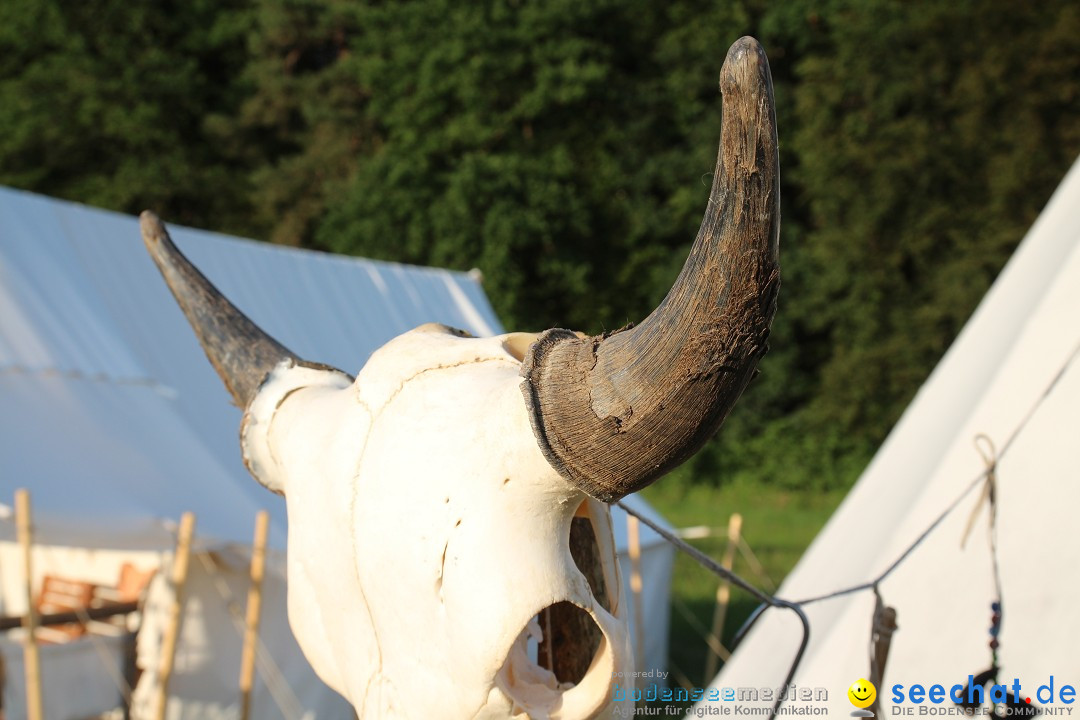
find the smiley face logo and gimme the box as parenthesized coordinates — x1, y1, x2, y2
(848, 678, 877, 710)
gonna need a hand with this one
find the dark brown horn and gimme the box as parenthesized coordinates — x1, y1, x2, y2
(520, 36, 781, 502)
(140, 211, 344, 407)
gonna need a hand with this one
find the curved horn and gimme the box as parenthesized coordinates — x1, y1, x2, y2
(140, 211, 341, 407)
(521, 37, 781, 502)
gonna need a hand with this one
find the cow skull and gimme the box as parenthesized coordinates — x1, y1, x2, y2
(142, 37, 779, 720)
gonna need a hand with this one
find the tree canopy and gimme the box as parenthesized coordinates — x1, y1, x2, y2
(4, 0, 1078, 490)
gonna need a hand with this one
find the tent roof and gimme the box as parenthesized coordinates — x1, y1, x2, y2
(710, 156, 1080, 708)
(0, 186, 501, 548)
(0, 186, 674, 552)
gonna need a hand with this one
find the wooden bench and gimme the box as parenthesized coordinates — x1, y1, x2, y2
(32, 564, 156, 643)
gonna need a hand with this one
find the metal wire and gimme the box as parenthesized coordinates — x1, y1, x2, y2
(617, 336, 1080, 718)
(616, 500, 811, 718)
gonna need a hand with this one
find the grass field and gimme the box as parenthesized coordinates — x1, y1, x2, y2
(639, 480, 846, 693)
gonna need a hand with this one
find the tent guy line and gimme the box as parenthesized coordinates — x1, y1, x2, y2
(70, 602, 134, 705)
(617, 499, 811, 720)
(792, 333, 1079, 608)
(617, 332, 1080, 720)
(194, 550, 307, 720)
(791, 470, 986, 608)
(0, 363, 174, 393)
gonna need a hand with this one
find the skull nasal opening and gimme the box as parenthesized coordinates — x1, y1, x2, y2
(495, 501, 619, 715)
(497, 605, 608, 716)
(537, 602, 602, 686)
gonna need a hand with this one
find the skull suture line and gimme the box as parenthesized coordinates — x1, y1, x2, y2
(143, 36, 779, 720)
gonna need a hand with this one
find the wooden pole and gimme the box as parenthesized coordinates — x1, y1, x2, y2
(154, 512, 195, 720)
(626, 514, 646, 675)
(704, 512, 742, 680)
(16, 489, 44, 720)
(239, 510, 269, 720)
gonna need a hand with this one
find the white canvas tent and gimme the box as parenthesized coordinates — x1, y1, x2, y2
(0, 186, 675, 718)
(702, 157, 1080, 715)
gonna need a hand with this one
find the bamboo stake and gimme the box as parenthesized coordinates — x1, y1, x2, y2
(704, 513, 742, 680)
(16, 489, 44, 720)
(626, 514, 646, 675)
(239, 510, 269, 720)
(154, 512, 196, 720)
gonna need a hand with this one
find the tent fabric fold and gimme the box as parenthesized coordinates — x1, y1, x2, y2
(702, 157, 1080, 716)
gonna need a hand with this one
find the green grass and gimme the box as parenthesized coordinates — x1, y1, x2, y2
(639, 480, 845, 695)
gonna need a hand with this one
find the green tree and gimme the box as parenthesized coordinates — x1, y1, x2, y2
(0, 0, 252, 232)
(315, 0, 750, 332)
(3, 0, 1078, 492)
(773, 0, 1080, 487)
(208, 0, 374, 246)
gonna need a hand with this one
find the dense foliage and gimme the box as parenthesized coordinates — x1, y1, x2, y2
(4, 0, 1077, 490)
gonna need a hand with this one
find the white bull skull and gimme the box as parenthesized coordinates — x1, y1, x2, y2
(142, 37, 779, 720)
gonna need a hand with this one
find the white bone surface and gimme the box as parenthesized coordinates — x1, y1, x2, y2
(242, 324, 633, 719)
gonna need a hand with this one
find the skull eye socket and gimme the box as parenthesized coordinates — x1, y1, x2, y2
(568, 511, 613, 613)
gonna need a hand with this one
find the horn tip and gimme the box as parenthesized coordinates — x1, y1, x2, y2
(139, 210, 168, 249)
(720, 36, 771, 93)
(724, 36, 768, 66)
